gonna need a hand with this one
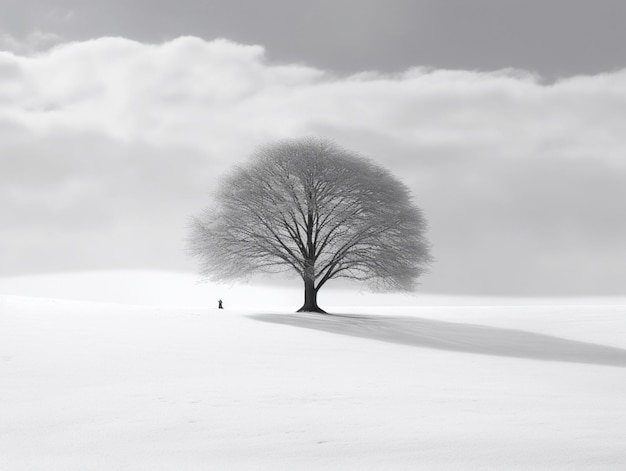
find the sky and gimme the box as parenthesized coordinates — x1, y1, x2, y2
(1, 1, 626, 296)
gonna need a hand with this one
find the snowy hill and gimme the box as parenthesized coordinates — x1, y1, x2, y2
(1, 271, 626, 470)
(2, 270, 623, 309)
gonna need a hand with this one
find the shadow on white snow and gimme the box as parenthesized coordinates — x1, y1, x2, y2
(252, 312, 626, 368)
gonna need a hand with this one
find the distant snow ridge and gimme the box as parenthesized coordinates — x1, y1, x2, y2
(0, 270, 295, 309)
(1, 270, 625, 310)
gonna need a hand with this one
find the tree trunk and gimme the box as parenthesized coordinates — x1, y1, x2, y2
(297, 276, 326, 313)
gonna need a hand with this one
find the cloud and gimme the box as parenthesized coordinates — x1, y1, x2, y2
(46, 7, 76, 23)
(0, 31, 62, 55)
(1, 37, 625, 295)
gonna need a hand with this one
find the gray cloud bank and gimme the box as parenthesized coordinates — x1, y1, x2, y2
(1, 37, 625, 296)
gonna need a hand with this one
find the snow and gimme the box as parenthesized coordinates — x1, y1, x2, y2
(1, 271, 626, 470)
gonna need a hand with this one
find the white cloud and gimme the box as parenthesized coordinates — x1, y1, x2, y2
(1, 37, 625, 295)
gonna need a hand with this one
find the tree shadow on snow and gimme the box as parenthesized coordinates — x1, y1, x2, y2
(252, 313, 626, 368)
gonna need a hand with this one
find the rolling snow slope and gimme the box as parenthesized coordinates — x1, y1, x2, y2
(1, 271, 625, 470)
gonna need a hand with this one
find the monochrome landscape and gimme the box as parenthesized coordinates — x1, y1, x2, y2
(3, 1, 626, 469)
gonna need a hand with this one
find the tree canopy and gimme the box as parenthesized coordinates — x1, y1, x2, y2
(188, 137, 432, 312)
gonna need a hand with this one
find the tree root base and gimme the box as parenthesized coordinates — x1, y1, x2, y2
(297, 306, 327, 314)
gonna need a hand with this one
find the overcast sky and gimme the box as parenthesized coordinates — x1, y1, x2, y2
(1, 1, 626, 295)
(4, 0, 626, 77)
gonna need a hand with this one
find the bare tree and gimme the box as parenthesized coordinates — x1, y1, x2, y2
(188, 137, 432, 313)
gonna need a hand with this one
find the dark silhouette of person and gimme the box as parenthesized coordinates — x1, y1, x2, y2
(218, 299, 223, 309)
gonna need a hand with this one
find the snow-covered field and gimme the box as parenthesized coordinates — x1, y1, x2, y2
(1, 271, 625, 470)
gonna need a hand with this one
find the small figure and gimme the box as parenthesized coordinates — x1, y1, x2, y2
(218, 299, 223, 309)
